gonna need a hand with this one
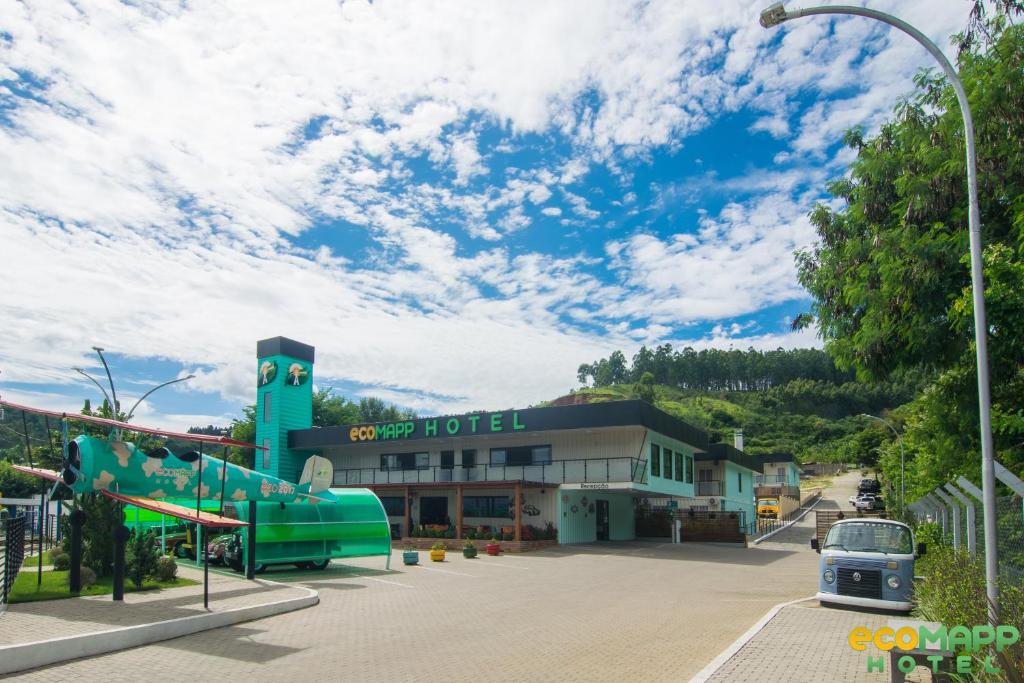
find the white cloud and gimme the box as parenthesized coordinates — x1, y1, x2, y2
(0, 0, 967, 421)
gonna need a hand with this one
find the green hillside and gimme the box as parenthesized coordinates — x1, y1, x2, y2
(543, 379, 916, 465)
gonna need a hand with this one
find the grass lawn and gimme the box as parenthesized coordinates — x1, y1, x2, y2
(8, 569, 197, 604)
(801, 475, 835, 490)
(21, 549, 60, 567)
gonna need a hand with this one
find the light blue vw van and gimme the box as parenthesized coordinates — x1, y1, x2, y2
(811, 518, 925, 612)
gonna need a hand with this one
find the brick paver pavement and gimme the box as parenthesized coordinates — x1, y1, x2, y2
(2, 473, 872, 682)
(706, 603, 932, 682)
(0, 564, 310, 646)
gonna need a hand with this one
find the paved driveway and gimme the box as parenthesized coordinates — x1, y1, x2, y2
(7, 477, 857, 682)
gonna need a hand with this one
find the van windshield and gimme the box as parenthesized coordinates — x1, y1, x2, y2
(758, 500, 778, 506)
(823, 522, 912, 554)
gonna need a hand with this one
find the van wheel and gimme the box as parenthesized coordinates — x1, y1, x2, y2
(174, 543, 189, 559)
(253, 563, 267, 574)
(295, 562, 312, 570)
(310, 559, 330, 570)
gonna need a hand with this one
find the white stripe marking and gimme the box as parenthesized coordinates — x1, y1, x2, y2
(365, 577, 415, 589)
(420, 566, 476, 577)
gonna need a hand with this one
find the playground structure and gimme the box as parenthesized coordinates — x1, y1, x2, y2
(1, 397, 390, 606)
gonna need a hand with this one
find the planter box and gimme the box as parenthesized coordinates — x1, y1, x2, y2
(396, 538, 558, 553)
(402, 551, 419, 565)
(462, 547, 477, 559)
(429, 549, 446, 562)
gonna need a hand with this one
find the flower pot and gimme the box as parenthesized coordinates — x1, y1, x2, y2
(462, 547, 477, 559)
(485, 543, 500, 556)
(402, 551, 419, 565)
(430, 549, 446, 562)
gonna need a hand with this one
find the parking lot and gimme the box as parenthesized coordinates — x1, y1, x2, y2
(8, 533, 822, 682)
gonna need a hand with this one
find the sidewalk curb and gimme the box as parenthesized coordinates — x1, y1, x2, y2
(0, 579, 318, 675)
(753, 494, 823, 544)
(689, 596, 815, 682)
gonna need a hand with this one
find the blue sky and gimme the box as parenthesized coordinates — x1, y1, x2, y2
(0, 0, 969, 430)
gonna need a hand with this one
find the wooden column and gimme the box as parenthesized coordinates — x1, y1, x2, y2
(404, 485, 411, 538)
(455, 484, 464, 539)
(514, 483, 522, 542)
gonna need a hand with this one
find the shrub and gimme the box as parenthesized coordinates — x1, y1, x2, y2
(463, 539, 475, 549)
(544, 522, 556, 540)
(156, 555, 178, 582)
(914, 544, 1024, 676)
(502, 533, 513, 541)
(126, 529, 160, 588)
(51, 552, 71, 571)
(430, 542, 447, 551)
(72, 566, 96, 590)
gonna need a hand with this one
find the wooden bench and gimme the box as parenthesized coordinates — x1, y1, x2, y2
(887, 619, 955, 683)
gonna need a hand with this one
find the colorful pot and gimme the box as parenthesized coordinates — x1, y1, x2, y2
(402, 551, 419, 565)
(462, 547, 477, 559)
(485, 543, 500, 556)
(430, 549, 446, 562)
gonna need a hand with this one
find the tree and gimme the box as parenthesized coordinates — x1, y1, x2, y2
(126, 529, 160, 588)
(633, 372, 656, 404)
(795, 9, 1024, 490)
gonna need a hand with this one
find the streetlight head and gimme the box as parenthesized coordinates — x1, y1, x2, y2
(759, 2, 789, 28)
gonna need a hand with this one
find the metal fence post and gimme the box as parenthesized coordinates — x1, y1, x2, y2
(923, 493, 947, 539)
(944, 483, 976, 557)
(934, 488, 961, 551)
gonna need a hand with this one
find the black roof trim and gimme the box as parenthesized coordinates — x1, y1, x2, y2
(289, 399, 709, 452)
(760, 453, 795, 463)
(695, 443, 764, 473)
(257, 337, 315, 363)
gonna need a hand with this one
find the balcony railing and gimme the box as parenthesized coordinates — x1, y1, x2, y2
(694, 480, 724, 497)
(332, 457, 648, 487)
(755, 474, 790, 486)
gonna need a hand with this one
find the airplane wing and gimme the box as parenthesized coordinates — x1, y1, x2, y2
(11, 465, 245, 527)
(11, 464, 62, 482)
(102, 491, 247, 528)
(0, 399, 265, 450)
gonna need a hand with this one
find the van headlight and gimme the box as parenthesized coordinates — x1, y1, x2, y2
(887, 575, 901, 589)
(823, 569, 835, 584)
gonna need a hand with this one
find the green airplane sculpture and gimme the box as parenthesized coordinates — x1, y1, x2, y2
(0, 399, 335, 505)
(63, 435, 336, 504)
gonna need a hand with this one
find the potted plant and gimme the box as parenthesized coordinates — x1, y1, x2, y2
(430, 542, 447, 562)
(402, 543, 419, 566)
(462, 539, 477, 559)
(485, 537, 501, 556)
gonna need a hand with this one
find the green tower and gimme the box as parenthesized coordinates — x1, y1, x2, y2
(255, 336, 314, 483)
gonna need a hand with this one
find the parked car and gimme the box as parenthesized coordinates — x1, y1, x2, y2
(811, 518, 925, 611)
(204, 533, 235, 565)
(756, 498, 780, 519)
(858, 479, 881, 494)
(854, 495, 878, 511)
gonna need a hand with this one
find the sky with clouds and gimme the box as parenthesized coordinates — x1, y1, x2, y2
(0, 0, 970, 430)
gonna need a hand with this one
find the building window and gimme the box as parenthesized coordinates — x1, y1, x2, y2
(650, 444, 661, 477)
(489, 445, 551, 466)
(261, 438, 271, 469)
(463, 496, 511, 518)
(380, 452, 430, 471)
(663, 448, 673, 479)
(737, 471, 743, 492)
(440, 451, 455, 469)
(674, 452, 684, 482)
(685, 455, 694, 484)
(462, 449, 477, 467)
(380, 496, 405, 516)
(262, 392, 272, 423)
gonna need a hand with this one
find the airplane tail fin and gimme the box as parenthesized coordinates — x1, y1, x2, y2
(298, 455, 333, 494)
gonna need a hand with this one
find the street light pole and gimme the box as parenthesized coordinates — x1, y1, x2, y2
(760, 3, 999, 624)
(125, 375, 195, 422)
(860, 414, 904, 518)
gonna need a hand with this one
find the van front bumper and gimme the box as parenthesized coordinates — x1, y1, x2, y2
(816, 592, 912, 612)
